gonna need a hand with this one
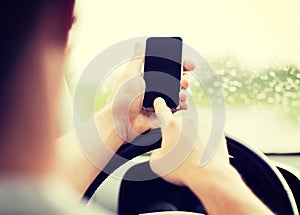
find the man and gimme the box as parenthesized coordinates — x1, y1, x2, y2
(0, 0, 274, 214)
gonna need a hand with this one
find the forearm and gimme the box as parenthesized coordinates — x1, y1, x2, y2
(186, 166, 274, 215)
(55, 105, 124, 197)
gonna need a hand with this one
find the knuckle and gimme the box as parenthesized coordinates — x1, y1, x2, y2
(166, 118, 179, 129)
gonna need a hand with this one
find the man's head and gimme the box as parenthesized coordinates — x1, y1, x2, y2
(0, 1, 75, 175)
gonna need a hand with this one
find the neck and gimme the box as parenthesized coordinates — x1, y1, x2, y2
(0, 52, 56, 177)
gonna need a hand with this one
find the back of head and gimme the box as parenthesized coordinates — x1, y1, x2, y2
(0, 0, 75, 174)
(0, 0, 75, 79)
(0, 0, 75, 124)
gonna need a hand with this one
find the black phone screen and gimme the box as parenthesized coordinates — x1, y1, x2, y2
(143, 37, 183, 110)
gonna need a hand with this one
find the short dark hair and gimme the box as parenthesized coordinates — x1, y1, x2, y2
(0, 0, 75, 135)
(0, 0, 75, 79)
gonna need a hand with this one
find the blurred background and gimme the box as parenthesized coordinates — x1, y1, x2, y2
(60, 0, 300, 168)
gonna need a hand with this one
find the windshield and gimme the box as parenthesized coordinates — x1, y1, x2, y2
(66, 0, 300, 153)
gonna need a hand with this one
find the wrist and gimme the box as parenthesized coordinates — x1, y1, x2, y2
(185, 166, 274, 215)
(185, 164, 240, 195)
(95, 104, 125, 152)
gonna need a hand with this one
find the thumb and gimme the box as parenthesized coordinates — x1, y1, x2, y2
(133, 43, 144, 57)
(125, 43, 144, 77)
(154, 97, 173, 128)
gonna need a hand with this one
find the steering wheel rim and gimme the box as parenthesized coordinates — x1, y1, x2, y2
(83, 128, 298, 215)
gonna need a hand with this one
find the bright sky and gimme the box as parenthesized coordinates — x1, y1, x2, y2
(69, 0, 300, 82)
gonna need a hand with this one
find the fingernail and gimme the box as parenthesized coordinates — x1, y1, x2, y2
(181, 79, 189, 88)
(154, 97, 164, 106)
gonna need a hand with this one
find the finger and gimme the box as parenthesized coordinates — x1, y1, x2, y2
(124, 43, 145, 77)
(154, 97, 173, 125)
(183, 60, 195, 71)
(181, 72, 192, 89)
(133, 43, 144, 57)
(180, 101, 189, 110)
(148, 112, 161, 129)
(180, 78, 189, 89)
(179, 90, 188, 102)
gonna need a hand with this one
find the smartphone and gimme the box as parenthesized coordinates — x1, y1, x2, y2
(142, 37, 183, 111)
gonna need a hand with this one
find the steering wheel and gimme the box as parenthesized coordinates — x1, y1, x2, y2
(83, 128, 298, 215)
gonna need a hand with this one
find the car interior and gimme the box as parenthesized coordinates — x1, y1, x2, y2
(58, 53, 300, 215)
(57, 1, 300, 214)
